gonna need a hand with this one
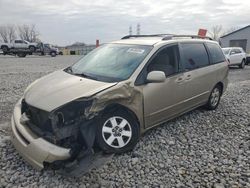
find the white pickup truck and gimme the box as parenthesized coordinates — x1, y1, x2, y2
(0, 39, 38, 53)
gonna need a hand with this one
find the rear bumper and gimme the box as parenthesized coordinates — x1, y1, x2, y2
(11, 99, 71, 170)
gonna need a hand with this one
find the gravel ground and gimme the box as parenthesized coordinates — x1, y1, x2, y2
(0, 56, 250, 187)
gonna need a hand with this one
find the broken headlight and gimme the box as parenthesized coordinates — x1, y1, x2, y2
(49, 98, 93, 127)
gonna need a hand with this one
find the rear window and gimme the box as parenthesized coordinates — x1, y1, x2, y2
(206, 43, 225, 64)
(181, 43, 209, 70)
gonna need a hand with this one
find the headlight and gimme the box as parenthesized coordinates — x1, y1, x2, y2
(50, 98, 93, 127)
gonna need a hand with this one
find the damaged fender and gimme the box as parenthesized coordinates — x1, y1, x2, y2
(85, 82, 144, 133)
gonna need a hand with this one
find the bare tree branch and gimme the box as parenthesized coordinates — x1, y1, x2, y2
(18, 24, 39, 42)
(208, 25, 223, 41)
(0, 24, 16, 43)
(7, 25, 16, 42)
(0, 26, 8, 43)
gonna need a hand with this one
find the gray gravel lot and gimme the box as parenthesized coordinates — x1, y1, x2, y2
(0, 56, 250, 187)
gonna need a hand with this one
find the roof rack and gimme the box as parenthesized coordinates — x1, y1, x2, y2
(163, 35, 213, 40)
(121, 34, 213, 40)
(121, 34, 173, 39)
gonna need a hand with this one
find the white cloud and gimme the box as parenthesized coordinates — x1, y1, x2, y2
(0, 0, 249, 45)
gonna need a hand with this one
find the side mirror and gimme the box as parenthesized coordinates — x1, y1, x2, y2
(146, 71, 165, 83)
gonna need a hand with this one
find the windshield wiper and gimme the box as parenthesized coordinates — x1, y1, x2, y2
(64, 67, 99, 81)
(74, 72, 100, 81)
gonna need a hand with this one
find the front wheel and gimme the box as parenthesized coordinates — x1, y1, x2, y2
(239, 59, 245, 69)
(96, 109, 140, 154)
(205, 85, 222, 110)
(50, 51, 56, 57)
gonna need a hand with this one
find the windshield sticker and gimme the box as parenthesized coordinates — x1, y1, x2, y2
(127, 48, 145, 54)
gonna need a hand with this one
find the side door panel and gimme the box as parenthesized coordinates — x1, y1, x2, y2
(229, 49, 238, 65)
(13, 40, 22, 48)
(236, 50, 243, 63)
(179, 42, 213, 109)
(142, 73, 185, 127)
(180, 66, 216, 108)
(140, 44, 187, 128)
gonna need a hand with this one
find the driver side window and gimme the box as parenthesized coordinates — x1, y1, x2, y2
(147, 45, 179, 77)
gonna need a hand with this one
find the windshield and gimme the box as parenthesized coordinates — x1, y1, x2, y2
(222, 49, 230, 55)
(67, 44, 152, 82)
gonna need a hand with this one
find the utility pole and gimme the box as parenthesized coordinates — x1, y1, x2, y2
(136, 23, 140, 35)
(129, 25, 132, 35)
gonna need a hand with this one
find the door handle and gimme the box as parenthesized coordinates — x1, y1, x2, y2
(186, 74, 191, 80)
(176, 77, 184, 83)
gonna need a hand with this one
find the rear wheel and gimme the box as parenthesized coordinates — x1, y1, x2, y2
(29, 46, 36, 52)
(96, 109, 140, 154)
(17, 53, 26, 58)
(239, 59, 245, 69)
(205, 85, 222, 110)
(50, 51, 56, 57)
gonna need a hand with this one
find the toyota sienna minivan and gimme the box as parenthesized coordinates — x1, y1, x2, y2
(11, 34, 228, 171)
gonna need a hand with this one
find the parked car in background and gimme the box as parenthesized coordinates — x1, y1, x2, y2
(222, 47, 246, 68)
(11, 34, 228, 173)
(0, 39, 38, 53)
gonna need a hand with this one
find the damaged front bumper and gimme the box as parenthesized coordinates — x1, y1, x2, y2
(11, 99, 113, 176)
(11, 99, 71, 170)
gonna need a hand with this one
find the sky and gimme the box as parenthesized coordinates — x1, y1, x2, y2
(0, 0, 249, 46)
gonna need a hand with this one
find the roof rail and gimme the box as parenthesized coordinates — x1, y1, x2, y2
(121, 34, 173, 39)
(121, 34, 213, 40)
(163, 35, 213, 40)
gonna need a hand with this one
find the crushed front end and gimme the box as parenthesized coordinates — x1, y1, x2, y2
(11, 98, 113, 176)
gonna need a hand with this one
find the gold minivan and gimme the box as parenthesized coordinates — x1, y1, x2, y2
(11, 35, 228, 171)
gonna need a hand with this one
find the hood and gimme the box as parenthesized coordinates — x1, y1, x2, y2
(24, 70, 117, 111)
(29, 42, 38, 46)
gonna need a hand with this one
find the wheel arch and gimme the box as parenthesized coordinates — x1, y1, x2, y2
(215, 82, 224, 93)
(1, 45, 8, 49)
(28, 45, 35, 48)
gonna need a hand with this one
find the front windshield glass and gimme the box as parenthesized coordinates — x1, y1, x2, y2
(68, 44, 152, 82)
(222, 49, 230, 55)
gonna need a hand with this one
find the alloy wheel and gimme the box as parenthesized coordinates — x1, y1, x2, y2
(210, 88, 220, 107)
(102, 116, 132, 148)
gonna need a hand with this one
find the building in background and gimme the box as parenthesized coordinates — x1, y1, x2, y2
(59, 42, 96, 55)
(220, 25, 250, 53)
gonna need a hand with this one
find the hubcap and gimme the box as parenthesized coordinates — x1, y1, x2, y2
(210, 88, 220, 107)
(102, 116, 132, 148)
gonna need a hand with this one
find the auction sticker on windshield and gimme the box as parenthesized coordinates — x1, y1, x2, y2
(127, 48, 145, 54)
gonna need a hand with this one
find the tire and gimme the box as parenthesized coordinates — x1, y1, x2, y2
(1, 46, 8, 53)
(29, 46, 36, 52)
(239, 59, 245, 69)
(205, 85, 222, 110)
(17, 53, 26, 58)
(96, 109, 140, 154)
(50, 51, 56, 57)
